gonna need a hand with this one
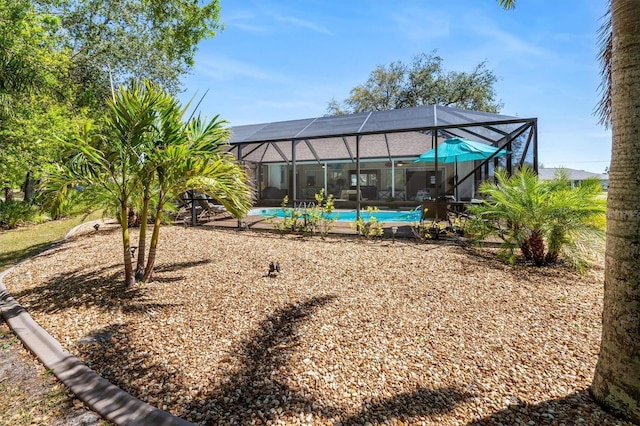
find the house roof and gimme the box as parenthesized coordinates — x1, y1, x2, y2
(538, 167, 608, 181)
(227, 105, 537, 164)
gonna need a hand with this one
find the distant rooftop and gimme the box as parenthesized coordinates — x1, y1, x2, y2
(539, 167, 608, 181)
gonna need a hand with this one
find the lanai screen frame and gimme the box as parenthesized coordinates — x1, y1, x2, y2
(226, 104, 538, 211)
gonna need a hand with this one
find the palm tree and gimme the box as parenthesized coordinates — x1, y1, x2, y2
(466, 167, 605, 270)
(44, 80, 253, 286)
(139, 93, 253, 282)
(50, 82, 162, 287)
(498, 1, 640, 422)
(590, 1, 640, 422)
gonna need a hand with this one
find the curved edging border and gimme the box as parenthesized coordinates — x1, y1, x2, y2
(0, 220, 193, 426)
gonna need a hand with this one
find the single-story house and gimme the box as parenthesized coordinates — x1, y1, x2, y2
(538, 168, 609, 190)
(225, 105, 539, 207)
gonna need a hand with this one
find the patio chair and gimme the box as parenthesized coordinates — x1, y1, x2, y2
(421, 200, 451, 223)
(338, 189, 367, 201)
(197, 198, 228, 221)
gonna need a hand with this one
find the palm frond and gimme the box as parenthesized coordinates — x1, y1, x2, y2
(596, 2, 612, 128)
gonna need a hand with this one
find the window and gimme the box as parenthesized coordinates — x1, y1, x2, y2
(350, 170, 378, 187)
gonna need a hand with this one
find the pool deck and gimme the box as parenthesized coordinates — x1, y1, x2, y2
(193, 213, 424, 239)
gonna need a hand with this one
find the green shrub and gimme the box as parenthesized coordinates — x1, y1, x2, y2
(411, 221, 439, 242)
(351, 206, 384, 239)
(0, 200, 36, 229)
(466, 167, 606, 271)
(269, 196, 302, 233)
(310, 189, 337, 238)
(269, 190, 337, 237)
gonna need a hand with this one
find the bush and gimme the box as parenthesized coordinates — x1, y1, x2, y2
(310, 189, 337, 238)
(411, 221, 439, 242)
(351, 206, 384, 239)
(466, 167, 606, 271)
(0, 200, 36, 229)
(269, 190, 337, 237)
(269, 196, 302, 234)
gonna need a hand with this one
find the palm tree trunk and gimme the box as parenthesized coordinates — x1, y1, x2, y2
(120, 201, 136, 287)
(135, 192, 150, 280)
(592, 1, 640, 423)
(520, 239, 533, 261)
(526, 230, 546, 266)
(544, 251, 559, 265)
(141, 199, 165, 283)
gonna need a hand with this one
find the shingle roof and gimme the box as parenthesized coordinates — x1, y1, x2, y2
(538, 168, 608, 181)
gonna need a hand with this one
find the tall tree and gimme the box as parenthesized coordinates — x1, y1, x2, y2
(327, 51, 502, 115)
(2, 0, 224, 205)
(500, 1, 639, 422)
(134, 87, 253, 282)
(36, 0, 223, 98)
(0, 1, 69, 200)
(591, 1, 640, 422)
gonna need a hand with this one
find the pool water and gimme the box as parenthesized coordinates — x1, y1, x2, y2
(248, 207, 422, 223)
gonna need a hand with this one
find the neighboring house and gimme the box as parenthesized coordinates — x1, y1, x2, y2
(538, 167, 609, 190)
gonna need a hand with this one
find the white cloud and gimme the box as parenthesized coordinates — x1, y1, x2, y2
(471, 24, 551, 58)
(224, 12, 269, 33)
(273, 14, 332, 35)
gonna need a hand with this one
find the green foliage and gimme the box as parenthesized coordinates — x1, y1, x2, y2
(269, 190, 337, 237)
(0, 1, 63, 107)
(312, 189, 337, 238)
(411, 221, 439, 242)
(411, 214, 465, 243)
(0, 200, 36, 229)
(0, 1, 75, 192)
(1, 0, 224, 214)
(42, 79, 253, 284)
(328, 51, 502, 115)
(269, 195, 302, 234)
(351, 206, 384, 239)
(2, 336, 18, 350)
(466, 167, 606, 271)
(40, 0, 223, 96)
(39, 184, 88, 220)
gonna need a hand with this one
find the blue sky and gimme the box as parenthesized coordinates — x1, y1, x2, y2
(179, 0, 610, 174)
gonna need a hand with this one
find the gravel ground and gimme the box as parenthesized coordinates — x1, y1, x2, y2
(2, 221, 632, 425)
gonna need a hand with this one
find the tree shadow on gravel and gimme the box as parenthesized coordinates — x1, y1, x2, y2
(68, 295, 474, 425)
(467, 389, 632, 425)
(183, 295, 344, 424)
(75, 323, 186, 406)
(178, 295, 473, 425)
(9, 266, 180, 314)
(340, 386, 473, 425)
(153, 259, 211, 272)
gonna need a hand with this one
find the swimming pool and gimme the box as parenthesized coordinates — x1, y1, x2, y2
(248, 207, 422, 223)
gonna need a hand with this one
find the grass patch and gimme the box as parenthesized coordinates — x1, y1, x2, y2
(0, 370, 73, 426)
(0, 210, 104, 272)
